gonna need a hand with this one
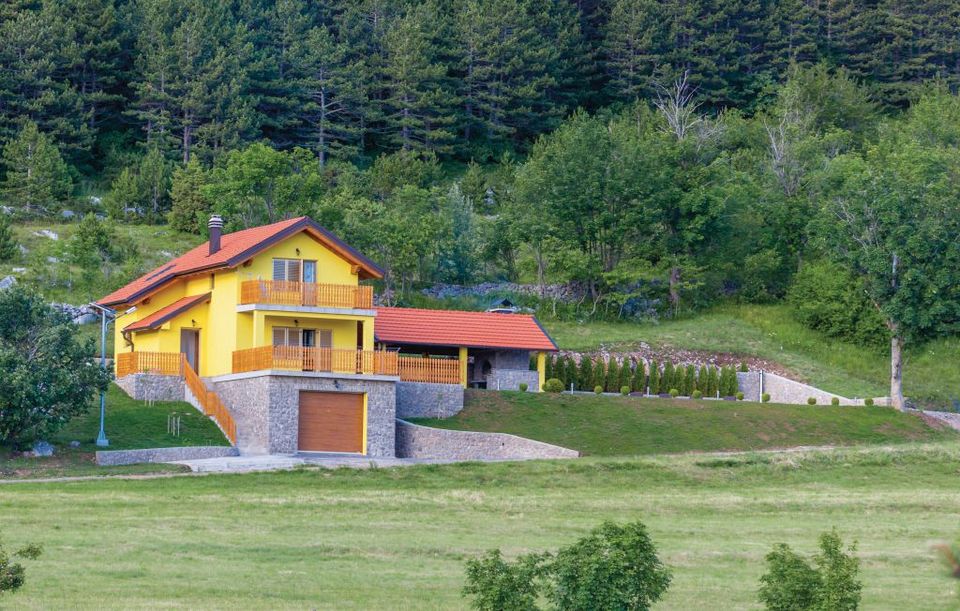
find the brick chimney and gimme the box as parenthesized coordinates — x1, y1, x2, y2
(208, 215, 223, 256)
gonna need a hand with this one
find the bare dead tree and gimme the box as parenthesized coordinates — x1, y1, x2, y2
(653, 71, 702, 142)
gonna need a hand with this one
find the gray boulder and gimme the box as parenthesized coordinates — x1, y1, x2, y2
(69, 440, 81, 448)
(32, 441, 54, 457)
(0, 275, 16, 290)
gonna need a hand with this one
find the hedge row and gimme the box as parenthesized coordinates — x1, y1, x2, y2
(542, 354, 742, 397)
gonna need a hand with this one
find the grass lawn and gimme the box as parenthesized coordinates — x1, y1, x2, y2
(410, 390, 957, 456)
(544, 304, 960, 408)
(0, 384, 228, 479)
(2, 444, 959, 609)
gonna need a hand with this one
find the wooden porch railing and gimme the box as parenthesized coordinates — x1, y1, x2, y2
(116, 351, 183, 378)
(181, 355, 237, 445)
(398, 356, 461, 384)
(232, 346, 399, 376)
(239, 280, 373, 309)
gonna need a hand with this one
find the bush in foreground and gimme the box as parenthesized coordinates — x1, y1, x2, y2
(620, 385, 630, 396)
(669, 388, 679, 398)
(864, 398, 874, 407)
(831, 397, 840, 406)
(463, 521, 671, 611)
(758, 530, 861, 611)
(762, 393, 771, 403)
(518, 383, 528, 392)
(808, 397, 817, 405)
(543, 378, 564, 393)
(0, 538, 42, 596)
(594, 385, 604, 395)
(736, 392, 745, 401)
(692, 390, 702, 399)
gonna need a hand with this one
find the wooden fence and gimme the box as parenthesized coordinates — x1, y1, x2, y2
(116, 351, 183, 378)
(398, 356, 461, 384)
(232, 346, 399, 376)
(181, 355, 237, 445)
(239, 280, 373, 309)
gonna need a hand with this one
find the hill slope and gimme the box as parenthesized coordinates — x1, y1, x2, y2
(409, 390, 956, 456)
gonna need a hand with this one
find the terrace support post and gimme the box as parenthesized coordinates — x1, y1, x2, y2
(536, 352, 546, 392)
(252, 311, 265, 348)
(459, 346, 468, 388)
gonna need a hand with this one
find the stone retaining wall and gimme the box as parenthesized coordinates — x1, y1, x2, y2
(737, 371, 886, 406)
(96, 445, 238, 466)
(115, 373, 185, 402)
(396, 381, 464, 419)
(396, 419, 578, 460)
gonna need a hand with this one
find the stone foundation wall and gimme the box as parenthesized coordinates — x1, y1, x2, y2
(396, 419, 579, 460)
(115, 374, 185, 402)
(212, 372, 397, 457)
(486, 368, 539, 392)
(396, 382, 464, 419)
(96, 445, 238, 466)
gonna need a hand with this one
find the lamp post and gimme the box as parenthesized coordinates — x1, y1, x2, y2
(88, 302, 115, 447)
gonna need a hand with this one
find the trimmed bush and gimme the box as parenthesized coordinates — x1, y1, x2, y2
(669, 388, 679, 398)
(736, 391, 744, 401)
(648, 361, 660, 395)
(543, 378, 564, 393)
(594, 385, 604, 395)
(864, 397, 874, 407)
(692, 390, 702, 399)
(518, 383, 528, 393)
(807, 397, 817, 405)
(620, 385, 630, 396)
(762, 393, 771, 403)
(578, 357, 593, 392)
(831, 396, 840, 406)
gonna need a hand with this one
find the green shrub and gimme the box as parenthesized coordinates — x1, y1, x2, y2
(787, 260, 887, 347)
(669, 388, 679, 398)
(543, 378, 564, 393)
(758, 530, 861, 611)
(662, 363, 675, 393)
(692, 390, 703, 399)
(594, 385, 604, 395)
(864, 398, 874, 407)
(736, 391, 744, 401)
(518, 383, 528, 393)
(807, 397, 817, 405)
(463, 549, 547, 611)
(620, 385, 630, 396)
(831, 396, 840, 406)
(739, 362, 749, 372)
(648, 361, 660, 395)
(762, 393, 771, 403)
(548, 521, 672, 611)
(578, 357, 593, 392)
(0, 539, 42, 595)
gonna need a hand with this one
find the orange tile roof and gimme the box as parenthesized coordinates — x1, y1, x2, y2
(98, 216, 383, 307)
(374, 307, 558, 351)
(123, 293, 211, 332)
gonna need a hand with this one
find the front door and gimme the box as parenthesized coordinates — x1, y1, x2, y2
(180, 329, 200, 372)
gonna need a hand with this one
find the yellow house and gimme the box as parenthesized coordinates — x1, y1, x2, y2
(98, 215, 556, 457)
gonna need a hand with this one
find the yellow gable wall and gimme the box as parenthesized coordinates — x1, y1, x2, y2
(239, 232, 359, 286)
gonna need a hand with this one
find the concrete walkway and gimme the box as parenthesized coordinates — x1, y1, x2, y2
(169, 453, 489, 473)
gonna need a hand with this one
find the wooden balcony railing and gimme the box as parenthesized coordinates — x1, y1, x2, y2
(232, 346, 399, 376)
(181, 355, 237, 445)
(398, 356, 461, 384)
(239, 280, 373, 309)
(116, 351, 184, 378)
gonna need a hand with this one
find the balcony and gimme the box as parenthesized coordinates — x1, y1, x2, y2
(231, 346, 461, 384)
(239, 280, 374, 309)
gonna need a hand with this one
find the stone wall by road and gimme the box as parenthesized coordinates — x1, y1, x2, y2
(213, 372, 397, 457)
(486, 368, 539, 392)
(737, 371, 885, 406)
(115, 373, 185, 402)
(96, 445, 238, 466)
(396, 419, 579, 460)
(396, 381, 464, 419)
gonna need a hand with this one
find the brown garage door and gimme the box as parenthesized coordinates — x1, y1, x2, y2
(298, 391, 364, 453)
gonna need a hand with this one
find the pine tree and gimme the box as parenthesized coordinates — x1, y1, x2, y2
(684, 364, 696, 396)
(602, 0, 666, 101)
(662, 362, 675, 393)
(0, 122, 73, 216)
(577, 355, 593, 391)
(605, 357, 620, 392)
(618, 358, 633, 391)
(592, 357, 607, 391)
(0, 214, 18, 261)
(105, 167, 144, 221)
(631, 359, 646, 392)
(168, 159, 209, 233)
(138, 146, 171, 222)
(648, 361, 660, 395)
(380, 6, 456, 152)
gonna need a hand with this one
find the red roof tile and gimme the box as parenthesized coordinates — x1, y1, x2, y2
(124, 293, 210, 332)
(374, 307, 557, 351)
(98, 216, 383, 307)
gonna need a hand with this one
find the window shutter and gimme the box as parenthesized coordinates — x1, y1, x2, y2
(272, 328, 285, 346)
(319, 330, 332, 348)
(289, 259, 301, 282)
(272, 259, 286, 281)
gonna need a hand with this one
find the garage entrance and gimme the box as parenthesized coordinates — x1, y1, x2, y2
(297, 391, 365, 453)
